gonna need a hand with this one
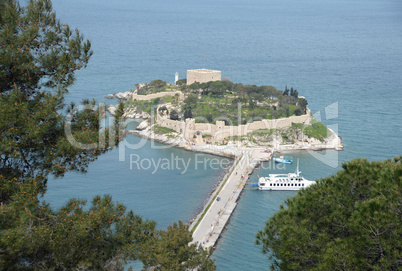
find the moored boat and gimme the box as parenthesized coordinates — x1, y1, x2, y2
(273, 155, 293, 164)
(252, 162, 315, 191)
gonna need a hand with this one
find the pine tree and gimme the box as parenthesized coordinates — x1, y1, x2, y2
(170, 109, 180, 120)
(183, 105, 193, 120)
(142, 221, 216, 271)
(283, 86, 289, 96)
(1, 1, 215, 269)
(0, 0, 123, 202)
(0, 191, 156, 270)
(298, 97, 308, 114)
(256, 157, 402, 270)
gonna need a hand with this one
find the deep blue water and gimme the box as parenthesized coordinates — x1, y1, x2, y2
(44, 0, 402, 269)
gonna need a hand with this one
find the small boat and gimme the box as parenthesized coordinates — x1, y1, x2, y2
(273, 155, 293, 164)
(252, 161, 315, 191)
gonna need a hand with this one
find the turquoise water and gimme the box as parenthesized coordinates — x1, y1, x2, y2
(44, 130, 231, 229)
(44, 0, 402, 269)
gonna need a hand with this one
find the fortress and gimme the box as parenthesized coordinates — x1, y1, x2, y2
(126, 71, 343, 147)
(186, 69, 221, 85)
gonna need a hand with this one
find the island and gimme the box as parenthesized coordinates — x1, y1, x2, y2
(107, 70, 343, 157)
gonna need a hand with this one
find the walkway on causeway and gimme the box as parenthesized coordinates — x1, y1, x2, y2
(190, 149, 272, 249)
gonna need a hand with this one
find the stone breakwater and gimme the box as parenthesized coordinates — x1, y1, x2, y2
(189, 151, 272, 249)
(127, 126, 274, 249)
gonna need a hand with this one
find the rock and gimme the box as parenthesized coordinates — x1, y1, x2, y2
(104, 91, 133, 100)
(136, 120, 149, 131)
(141, 112, 150, 119)
(108, 105, 117, 116)
(116, 91, 132, 100)
(105, 94, 116, 99)
(123, 107, 137, 118)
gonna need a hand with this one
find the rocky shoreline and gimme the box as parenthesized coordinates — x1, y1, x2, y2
(107, 90, 344, 156)
(126, 120, 343, 160)
(108, 104, 151, 119)
(105, 90, 133, 100)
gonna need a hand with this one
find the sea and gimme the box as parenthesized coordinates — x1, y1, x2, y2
(43, 0, 402, 270)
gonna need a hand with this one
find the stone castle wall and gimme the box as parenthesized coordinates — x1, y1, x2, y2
(132, 91, 184, 101)
(156, 115, 185, 133)
(187, 69, 222, 85)
(156, 110, 311, 143)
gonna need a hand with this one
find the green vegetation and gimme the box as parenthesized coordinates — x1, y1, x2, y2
(304, 122, 328, 142)
(169, 109, 180, 120)
(176, 78, 187, 86)
(176, 82, 309, 125)
(153, 125, 177, 135)
(252, 129, 276, 136)
(125, 96, 166, 115)
(133, 77, 309, 125)
(226, 123, 329, 145)
(142, 221, 216, 271)
(0, 1, 215, 269)
(127, 99, 153, 114)
(137, 79, 168, 95)
(155, 94, 180, 106)
(291, 119, 329, 142)
(256, 157, 402, 270)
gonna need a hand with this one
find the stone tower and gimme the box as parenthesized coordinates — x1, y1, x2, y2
(175, 72, 179, 85)
(186, 69, 221, 85)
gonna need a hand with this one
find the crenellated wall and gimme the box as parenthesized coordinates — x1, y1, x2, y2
(156, 110, 311, 143)
(132, 91, 184, 101)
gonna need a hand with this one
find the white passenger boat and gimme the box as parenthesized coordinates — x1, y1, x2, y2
(252, 162, 316, 191)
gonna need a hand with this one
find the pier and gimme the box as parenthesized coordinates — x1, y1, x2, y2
(190, 149, 272, 249)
